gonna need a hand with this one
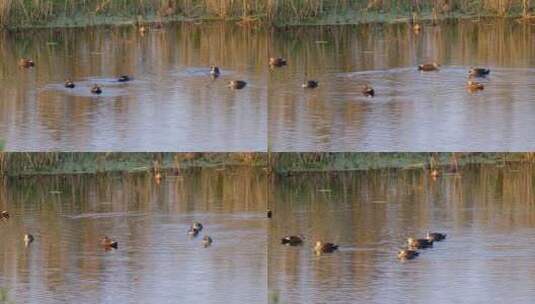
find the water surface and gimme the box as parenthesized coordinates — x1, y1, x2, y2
(0, 22, 267, 151)
(269, 19, 535, 151)
(0, 167, 267, 303)
(269, 164, 535, 303)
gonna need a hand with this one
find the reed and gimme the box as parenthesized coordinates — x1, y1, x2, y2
(0, 1, 532, 28)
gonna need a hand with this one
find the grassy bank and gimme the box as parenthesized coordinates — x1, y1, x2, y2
(271, 153, 535, 175)
(0, 153, 266, 177)
(0, 0, 533, 28)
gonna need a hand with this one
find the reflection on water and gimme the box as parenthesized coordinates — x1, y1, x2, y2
(0, 22, 267, 151)
(269, 19, 535, 151)
(0, 167, 267, 304)
(269, 164, 535, 304)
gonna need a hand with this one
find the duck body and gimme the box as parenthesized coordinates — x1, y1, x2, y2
(314, 241, 339, 253)
(210, 66, 221, 78)
(24, 234, 34, 245)
(91, 85, 102, 95)
(191, 222, 203, 232)
(101, 236, 118, 249)
(398, 249, 419, 260)
(188, 227, 200, 237)
(467, 80, 484, 91)
(19, 58, 35, 68)
(64, 80, 75, 88)
(427, 232, 447, 242)
(118, 75, 132, 82)
(362, 85, 375, 97)
(269, 57, 287, 68)
(302, 80, 319, 89)
(408, 238, 433, 249)
(203, 236, 213, 247)
(228, 80, 247, 90)
(281, 235, 304, 246)
(418, 62, 440, 71)
(469, 67, 490, 77)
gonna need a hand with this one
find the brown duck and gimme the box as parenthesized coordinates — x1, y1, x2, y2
(427, 232, 447, 242)
(228, 80, 247, 90)
(362, 85, 375, 97)
(281, 235, 304, 246)
(418, 62, 440, 71)
(466, 80, 484, 91)
(101, 236, 118, 249)
(19, 58, 35, 68)
(407, 237, 433, 249)
(398, 248, 419, 260)
(314, 241, 339, 254)
(269, 57, 287, 68)
(1, 211, 9, 220)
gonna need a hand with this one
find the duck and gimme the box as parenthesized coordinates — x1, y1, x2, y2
(418, 62, 440, 71)
(1, 211, 9, 219)
(91, 85, 102, 95)
(118, 75, 132, 82)
(466, 80, 484, 91)
(427, 232, 447, 242)
(267, 209, 272, 218)
(398, 248, 419, 260)
(64, 79, 75, 88)
(19, 58, 35, 68)
(228, 80, 247, 90)
(269, 57, 287, 68)
(362, 85, 375, 97)
(314, 241, 339, 254)
(407, 237, 433, 249)
(101, 236, 118, 249)
(203, 236, 213, 248)
(210, 65, 221, 78)
(469, 67, 490, 77)
(24, 234, 34, 245)
(191, 222, 203, 232)
(302, 80, 319, 89)
(281, 235, 304, 246)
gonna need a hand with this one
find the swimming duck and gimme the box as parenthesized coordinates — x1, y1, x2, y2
(1, 211, 9, 219)
(302, 80, 319, 89)
(210, 65, 221, 78)
(188, 227, 200, 237)
(362, 85, 375, 97)
(19, 58, 35, 68)
(418, 62, 440, 71)
(64, 80, 75, 88)
(191, 222, 203, 232)
(101, 236, 118, 249)
(269, 57, 287, 68)
(118, 75, 132, 82)
(228, 80, 247, 90)
(267, 209, 272, 218)
(466, 80, 484, 91)
(91, 85, 102, 95)
(24, 234, 34, 245)
(426, 232, 447, 242)
(469, 67, 490, 78)
(398, 248, 419, 260)
(203, 236, 213, 248)
(407, 237, 433, 249)
(281, 235, 304, 246)
(314, 241, 339, 254)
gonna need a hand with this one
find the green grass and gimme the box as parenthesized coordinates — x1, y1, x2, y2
(0, 153, 266, 177)
(0, 0, 533, 29)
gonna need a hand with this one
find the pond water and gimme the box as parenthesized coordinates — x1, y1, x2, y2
(0, 167, 267, 303)
(268, 164, 535, 303)
(268, 19, 535, 151)
(0, 22, 267, 151)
